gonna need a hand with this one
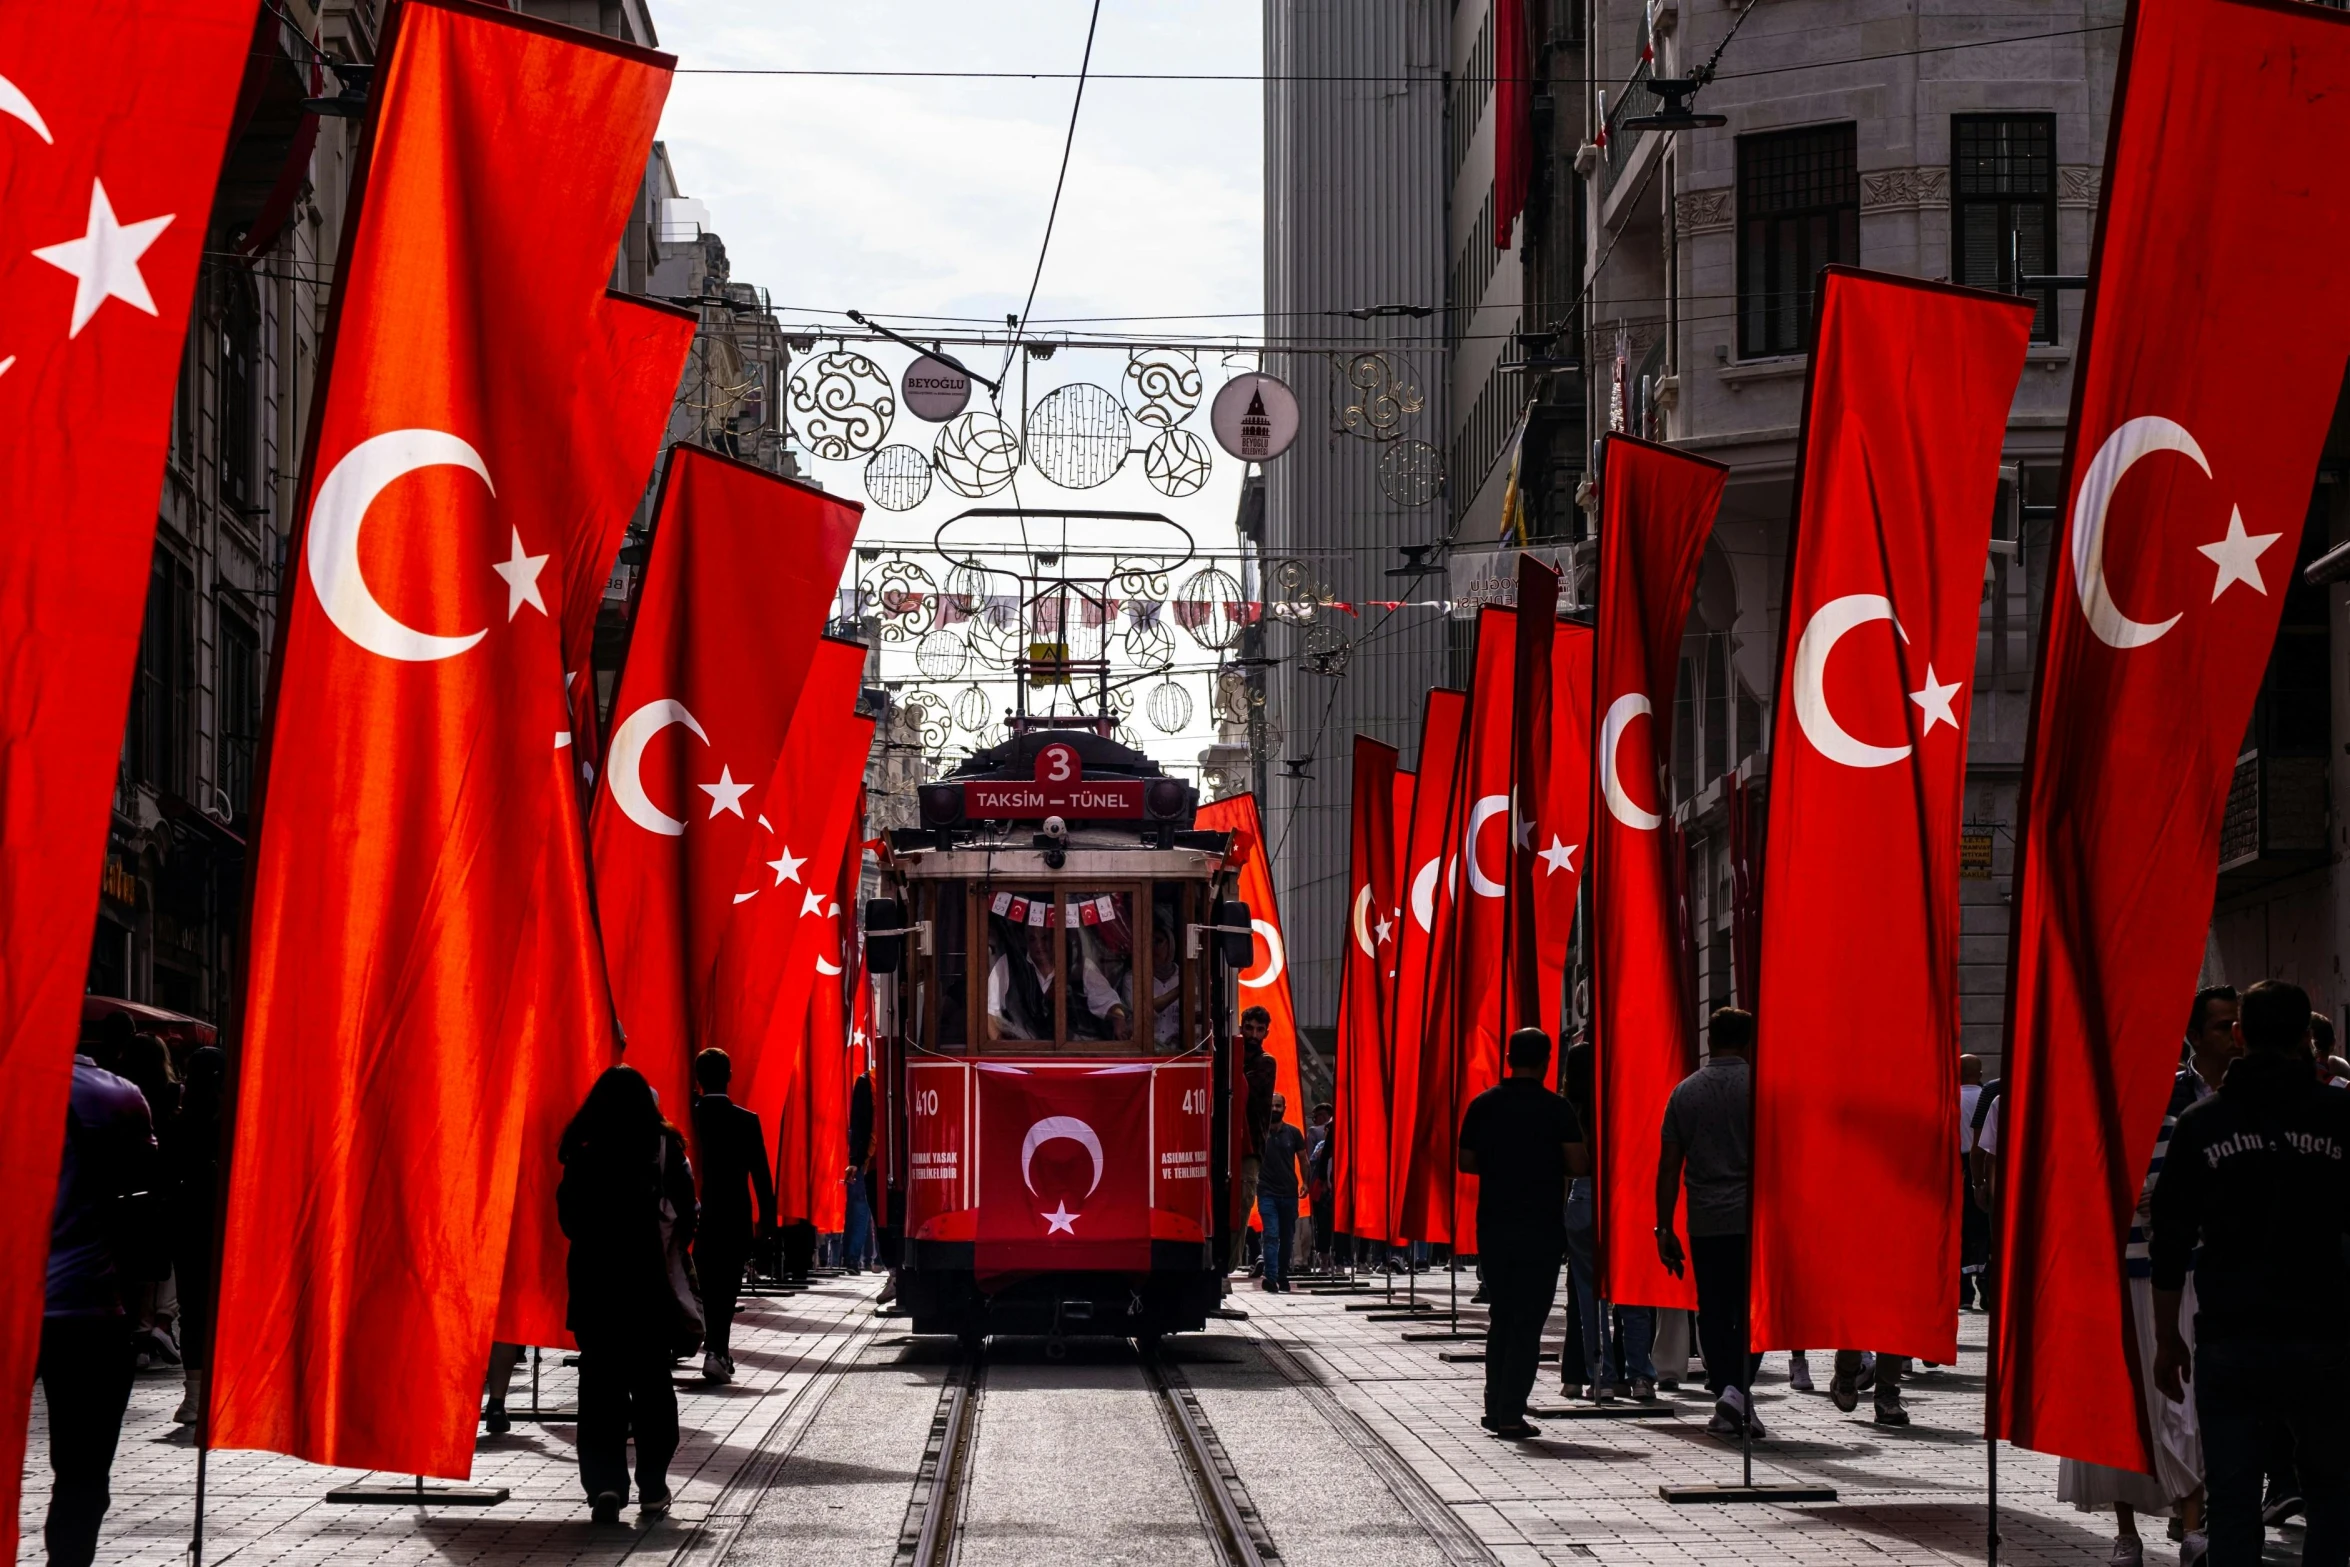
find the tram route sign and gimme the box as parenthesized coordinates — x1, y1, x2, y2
(963, 741, 1146, 819)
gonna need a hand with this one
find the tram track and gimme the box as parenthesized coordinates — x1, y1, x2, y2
(894, 1341, 1278, 1567)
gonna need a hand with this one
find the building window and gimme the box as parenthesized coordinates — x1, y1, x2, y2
(130, 550, 197, 800)
(1737, 123, 1859, 358)
(217, 598, 261, 817)
(216, 275, 259, 516)
(1952, 114, 2058, 343)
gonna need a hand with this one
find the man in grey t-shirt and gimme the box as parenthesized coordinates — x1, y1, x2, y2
(1654, 1007, 1765, 1439)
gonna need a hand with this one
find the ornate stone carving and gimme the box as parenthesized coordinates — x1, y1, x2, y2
(1675, 187, 1734, 233)
(2059, 165, 2102, 207)
(1860, 167, 1950, 210)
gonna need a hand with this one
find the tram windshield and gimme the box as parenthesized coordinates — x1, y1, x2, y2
(911, 878, 1209, 1056)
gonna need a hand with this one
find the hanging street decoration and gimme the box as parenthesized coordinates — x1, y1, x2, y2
(1025, 381, 1131, 489)
(1143, 427, 1213, 497)
(1209, 371, 1299, 461)
(1378, 437, 1443, 508)
(1123, 346, 1205, 428)
(864, 443, 933, 511)
(932, 410, 1022, 496)
(787, 348, 895, 459)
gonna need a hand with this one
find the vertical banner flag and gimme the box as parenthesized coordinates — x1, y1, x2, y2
(1194, 794, 1303, 1113)
(1450, 608, 1519, 1243)
(1534, 624, 1596, 1044)
(1749, 269, 2035, 1363)
(1492, 0, 1529, 249)
(590, 447, 860, 1128)
(1995, 0, 2350, 1470)
(1388, 692, 1468, 1244)
(212, 1, 675, 1477)
(1506, 558, 1561, 1047)
(0, 2, 253, 1551)
(1336, 739, 1401, 1242)
(493, 295, 698, 1352)
(1591, 433, 1724, 1308)
(765, 729, 873, 1227)
(709, 644, 871, 1137)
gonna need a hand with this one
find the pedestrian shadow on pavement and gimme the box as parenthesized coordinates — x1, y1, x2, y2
(1829, 1499, 2124, 1559)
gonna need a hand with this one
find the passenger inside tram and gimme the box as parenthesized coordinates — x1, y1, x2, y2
(1149, 922, 1183, 1049)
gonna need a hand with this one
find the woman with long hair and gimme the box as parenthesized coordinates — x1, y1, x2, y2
(558, 1064, 697, 1524)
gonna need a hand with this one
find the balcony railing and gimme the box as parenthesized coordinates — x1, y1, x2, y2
(1602, 58, 1653, 194)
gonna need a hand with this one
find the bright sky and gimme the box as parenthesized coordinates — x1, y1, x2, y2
(653, 0, 1264, 773)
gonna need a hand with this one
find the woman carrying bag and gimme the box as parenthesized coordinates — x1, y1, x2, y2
(558, 1065, 700, 1524)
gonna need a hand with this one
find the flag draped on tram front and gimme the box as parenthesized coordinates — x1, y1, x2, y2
(1994, 0, 2350, 1473)
(1590, 434, 1722, 1311)
(211, 1, 675, 1477)
(1748, 268, 2034, 1366)
(0, 2, 253, 1552)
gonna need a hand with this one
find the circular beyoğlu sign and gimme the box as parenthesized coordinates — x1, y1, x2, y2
(902, 355, 973, 422)
(1209, 372, 1300, 462)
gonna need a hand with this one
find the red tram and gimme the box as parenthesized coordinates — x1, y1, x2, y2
(862, 719, 1255, 1345)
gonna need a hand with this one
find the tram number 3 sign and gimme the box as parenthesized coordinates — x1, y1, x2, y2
(964, 740, 1145, 818)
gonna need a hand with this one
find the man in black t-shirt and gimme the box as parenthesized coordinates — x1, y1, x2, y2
(1459, 1027, 1589, 1439)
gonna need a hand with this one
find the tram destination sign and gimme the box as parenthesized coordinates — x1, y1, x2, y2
(962, 740, 1146, 819)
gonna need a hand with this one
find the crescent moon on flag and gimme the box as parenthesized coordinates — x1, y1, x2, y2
(2072, 415, 2200, 650)
(1409, 856, 1439, 930)
(0, 74, 52, 142)
(1240, 918, 1286, 989)
(307, 429, 494, 662)
(605, 698, 708, 837)
(1599, 694, 1664, 832)
(1352, 885, 1376, 957)
(1465, 793, 1509, 898)
(1791, 593, 1913, 770)
(815, 951, 844, 976)
(1021, 1115, 1104, 1196)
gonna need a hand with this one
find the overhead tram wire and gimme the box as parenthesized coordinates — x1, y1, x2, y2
(998, 0, 1105, 391)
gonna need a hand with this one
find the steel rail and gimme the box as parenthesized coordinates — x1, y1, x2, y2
(1141, 1349, 1277, 1567)
(898, 1354, 984, 1567)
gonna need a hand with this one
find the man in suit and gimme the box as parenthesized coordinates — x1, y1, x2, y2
(691, 1049, 776, 1383)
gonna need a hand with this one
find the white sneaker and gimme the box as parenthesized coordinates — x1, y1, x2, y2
(2179, 1530, 2208, 1567)
(2105, 1534, 2143, 1567)
(1788, 1353, 1815, 1394)
(701, 1352, 730, 1385)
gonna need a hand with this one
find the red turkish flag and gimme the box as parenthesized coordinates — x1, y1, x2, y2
(1994, 0, 2350, 1470)
(1450, 608, 1519, 1245)
(491, 296, 696, 1353)
(1591, 434, 1723, 1309)
(780, 831, 858, 1235)
(1505, 559, 1561, 1044)
(1388, 691, 1468, 1245)
(1194, 794, 1304, 1114)
(710, 645, 871, 1169)
(0, 2, 252, 1551)
(1533, 625, 1595, 1044)
(590, 447, 860, 1127)
(1492, 0, 1529, 249)
(210, 1, 674, 1477)
(975, 1062, 1155, 1274)
(1335, 738, 1401, 1242)
(1748, 269, 2034, 1363)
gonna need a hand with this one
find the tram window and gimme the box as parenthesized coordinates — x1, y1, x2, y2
(1061, 889, 1138, 1045)
(1148, 884, 1185, 1051)
(931, 880, 967, 1049)
(984, 890, 1060, 1043)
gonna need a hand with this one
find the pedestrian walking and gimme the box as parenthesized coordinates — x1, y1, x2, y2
(1459, 1027, 1586, 1439)
(689, 1048, 775, 1385)
(1959, 1053, 1990, 1310)
(1257, 1092, 1308, 1292)
(559, 1064, 699, 1524)
(1654, 1006, 1764, 1439)
(2152, 979, 2348, 1567)
(38, 1043, 160, 1567)
(845, 1071, 876, 1273)
(1306, 1101, 1336, 1273)
(1234, 1007, 1275, 1270)
(1558, 1035, 1656, 1402)
(169, 1043, 225, 1426)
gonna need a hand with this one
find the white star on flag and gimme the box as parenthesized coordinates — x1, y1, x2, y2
(1908, 665, 1963, 734)
(699, 765, 751, 818)
(767, 845, 806, 885)
(32, 180, 174, 337)
(1042, 1201, 1078, 1235)
(800, 888, 827, 917)
(492, 528, 549, 619)
(1513, 802, 1536, 850)
(1374, 914, 1394, 946)
(1539, 836, 1578, 876)
(2197, 507, 2283, 600)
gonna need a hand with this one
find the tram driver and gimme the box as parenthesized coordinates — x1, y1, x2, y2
(986, 912, 1125, 1044)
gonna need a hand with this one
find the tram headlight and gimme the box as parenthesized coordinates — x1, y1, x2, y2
(1144, 777, 1193, 821)
(918, 782, 966, 829)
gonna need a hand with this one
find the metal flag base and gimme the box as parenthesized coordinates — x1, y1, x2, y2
(327, 1476, 509, 1506)
(1400, 1329, 1482, 1342)
(1438, 1349, 1559, 1365)
(1659, 1482, 1836, 1504)
(1538, 1401, 1681, 1420)
(1348, 1300, 1434, 1314)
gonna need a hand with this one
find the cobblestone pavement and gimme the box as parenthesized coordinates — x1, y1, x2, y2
(21, 1268, 2290, 1566)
